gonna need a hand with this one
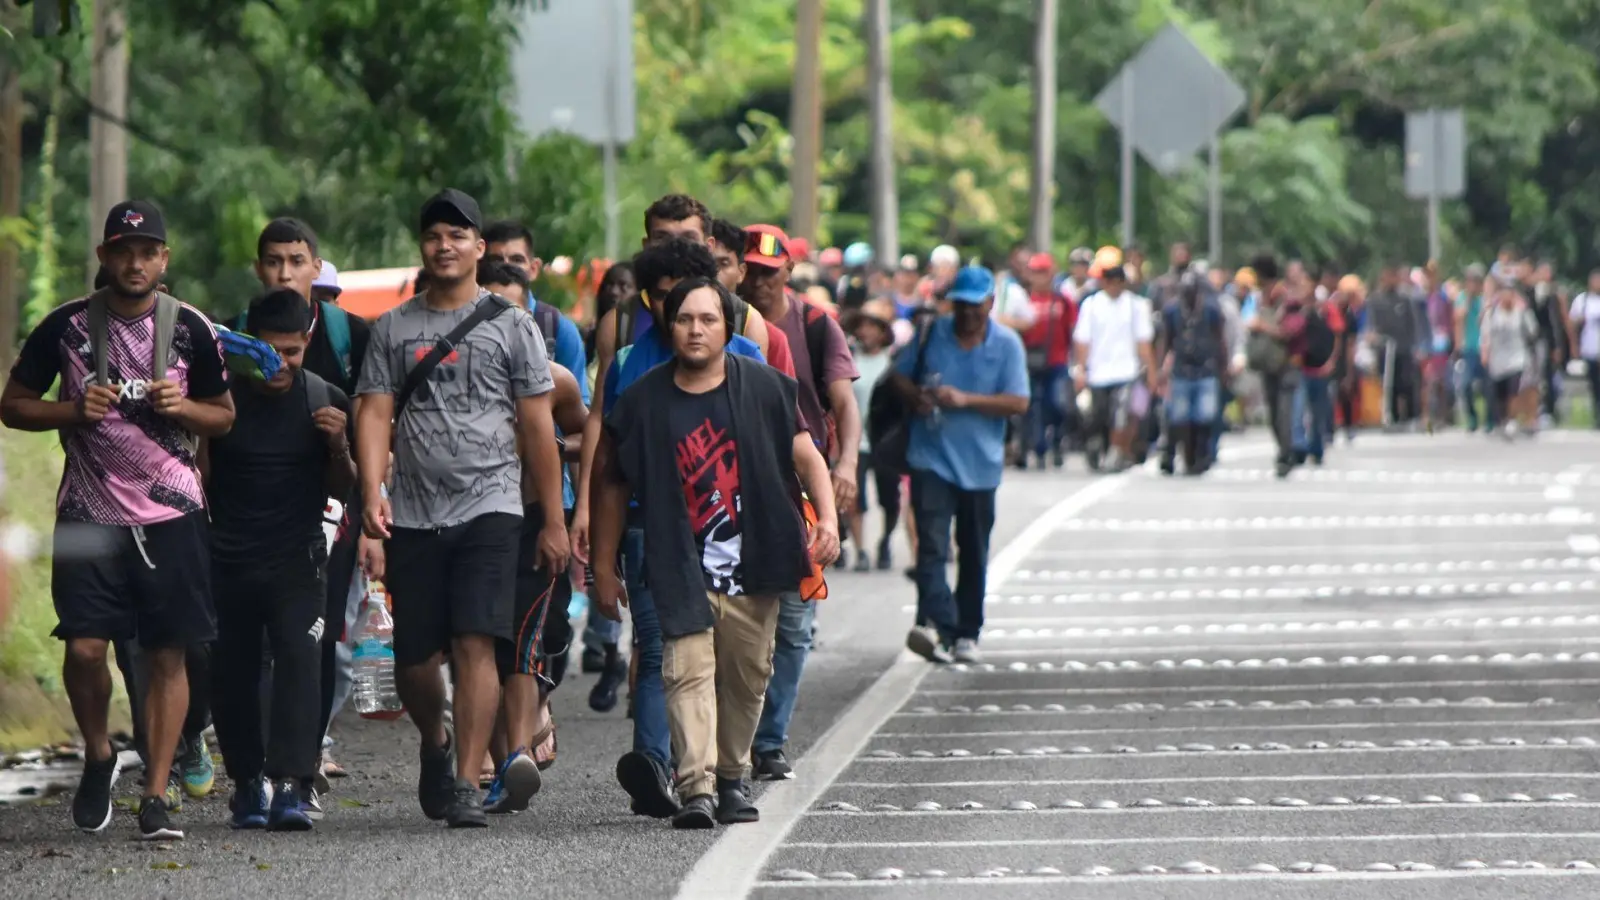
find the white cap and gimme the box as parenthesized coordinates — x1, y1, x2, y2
(313, 261, 340, 290)
(898, 253, 919, 272)
(930, 245, 960, 267)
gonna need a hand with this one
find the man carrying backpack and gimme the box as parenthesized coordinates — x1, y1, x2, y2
(250, 219, 375, 801)
(1292, 284, 1344, 466)
(202, 288, 355, 832)
(1242, 256, 1307, 478)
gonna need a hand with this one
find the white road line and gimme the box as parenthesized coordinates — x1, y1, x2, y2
(980, 580, 1600, 605)
(872, 719, 1600, 739)
(1570, 535, 1600, 554)
(858, 745, 1590, 763)
(917, 678, 1600, 696)
(1055, 512, 1595, 531)
(1005, 557, 1600, 582)
(1547, 485, 1577, 501)
(981, 604, 1600, 625)
(977, 638, 1600, 658)
(983, 612, 1600, 634)
(808, 802, 1600, 817)
(780, 832, 1600, 850)
(755, 870, 1600, 887)
(673, 476, 1128, 900)
(834, 773, 1600, 788)
(1023, 540, 1574, 560)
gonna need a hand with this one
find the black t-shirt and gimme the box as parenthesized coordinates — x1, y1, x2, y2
(302, 302, 372, 396)
(668, 382, 743, 595)
(207, 371, 350, 562)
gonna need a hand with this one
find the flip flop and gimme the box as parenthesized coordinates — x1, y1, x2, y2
(533, 714, 557, 771)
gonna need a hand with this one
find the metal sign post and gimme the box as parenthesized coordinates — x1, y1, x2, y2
(1094, 25, 1244, 257)
(1404, 108, 1465, 265)
(511, 0, 636, 258)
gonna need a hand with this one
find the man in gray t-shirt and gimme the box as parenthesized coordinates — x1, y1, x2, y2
(353, 188, 569, 828)
(358, 290, 554, 527)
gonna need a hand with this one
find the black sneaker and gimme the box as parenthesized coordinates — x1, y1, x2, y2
(138, 795, 184, 841)
(445, 780, 488, 828)
(875, 541, 892, 571)
(418, 726, 457, 821)
(71, 753, 121, 833)
(752, 748, 794, 781)
(716, 777, 759, 825)
(580, 647, 605, 674)
(672, 794, 716, 829)
(616, 750, 679, 818)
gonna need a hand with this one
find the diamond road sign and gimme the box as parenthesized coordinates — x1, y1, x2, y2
(1094, 24, 1246, 176)
(1404, 108, 1466, 199)
(511, 0, 636, 144)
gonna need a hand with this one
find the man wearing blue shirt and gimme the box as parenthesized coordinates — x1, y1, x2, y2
(889, 266, 1030, 664)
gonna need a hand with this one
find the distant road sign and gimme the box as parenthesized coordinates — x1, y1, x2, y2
(1094, 24, 1245, 176)
(510, 0, 636, 145)
(1404, 108, 1465, 199)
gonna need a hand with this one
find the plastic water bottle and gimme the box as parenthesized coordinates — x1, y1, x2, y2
(352, 590, 403, 720)
(923, 372, 944, 429)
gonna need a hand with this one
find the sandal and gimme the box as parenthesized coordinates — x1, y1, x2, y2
(533, 710, 557, 771)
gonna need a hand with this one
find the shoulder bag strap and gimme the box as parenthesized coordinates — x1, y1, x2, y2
(87, 290, 110, 387)
(394, 296, 512, 419)
(153, 292, 180, 382)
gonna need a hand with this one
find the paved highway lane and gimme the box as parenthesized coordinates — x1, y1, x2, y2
(725, 432, 1600, 899)
(5, 433, 1600, 900)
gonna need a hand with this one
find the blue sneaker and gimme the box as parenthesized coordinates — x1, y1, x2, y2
(229, 777, 269, 830)
(266, 779, 313, 832)
(483, 749, 541, 814)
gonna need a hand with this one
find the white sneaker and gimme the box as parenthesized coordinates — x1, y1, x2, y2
(953, 638, 982, 663)
(905, 627, 953, 663)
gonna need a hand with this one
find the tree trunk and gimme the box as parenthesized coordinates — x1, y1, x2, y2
(0, 1, 22, 367)
(88, 0, 129, 285)
(788, 0, 822, 243)
(865, 0, 897, 266)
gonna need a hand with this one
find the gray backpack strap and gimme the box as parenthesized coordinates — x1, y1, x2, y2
(152, 291, 180, 382)
(304, 369, 332, 414)
(87, 291, 110, 386)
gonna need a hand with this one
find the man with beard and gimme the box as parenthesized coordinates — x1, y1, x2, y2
(591, 277, 839, 828)
(2, 201, 235, 839)
(354, 189, 568, 828)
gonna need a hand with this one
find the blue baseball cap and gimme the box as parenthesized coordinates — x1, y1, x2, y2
(946, 266, 995, 304)
(843, 242, 873, 268)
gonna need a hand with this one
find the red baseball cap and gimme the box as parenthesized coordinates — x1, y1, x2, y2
(745, 224, 792, 269)
(1027, 252, 1055, 272)
(788, 236, 812, 262)
(819, 247, 844, 266)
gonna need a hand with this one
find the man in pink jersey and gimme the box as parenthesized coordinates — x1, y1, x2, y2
(1, 200, 235, 841)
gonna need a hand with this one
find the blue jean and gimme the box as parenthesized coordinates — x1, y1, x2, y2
(753, 592, 811, 754)
(910, 470, 997, 642)
(1026, 366, 1070, 457)
(1459, 352, 1493, 431)
(1210, 381, 1232, 459)
(1166, 375, 1219, 425)
(582, 603, 622, 654)
(622, 528, 670, 765)
(1292, 374, 1333, 458)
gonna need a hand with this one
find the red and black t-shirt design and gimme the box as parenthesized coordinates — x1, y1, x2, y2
(672, 387, 744, 595)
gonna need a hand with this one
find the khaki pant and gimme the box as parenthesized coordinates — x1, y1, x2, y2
(662, 592, 780, 799)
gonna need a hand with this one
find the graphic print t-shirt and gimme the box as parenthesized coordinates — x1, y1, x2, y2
(356, 292, 554, 529)
(9, 297, 228, 526)
(669, 382, 743, 595)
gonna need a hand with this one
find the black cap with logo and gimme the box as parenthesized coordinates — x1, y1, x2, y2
(103, 200, 167, 245)
(419, 189, 483, 234)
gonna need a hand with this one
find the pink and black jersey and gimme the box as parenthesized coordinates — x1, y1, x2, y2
(9, 297, 228, 526)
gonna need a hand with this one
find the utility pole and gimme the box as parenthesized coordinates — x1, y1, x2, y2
(88, 0, 128, 284)
(1028, 0, 1058, 253)
(864, 0, 897, 266)
(0, 1, 20, 365)
(788, 0, 822, 243)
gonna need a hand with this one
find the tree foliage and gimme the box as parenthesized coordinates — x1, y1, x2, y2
(4, 0, 1600, 327)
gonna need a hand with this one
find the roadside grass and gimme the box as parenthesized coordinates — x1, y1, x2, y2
(0, 430, 127, 751)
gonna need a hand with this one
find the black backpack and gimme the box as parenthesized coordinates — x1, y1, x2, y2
(1302, 305, 1337, 369)
(867, 325, 932, 475)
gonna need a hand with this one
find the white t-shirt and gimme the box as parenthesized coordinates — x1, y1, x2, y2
(1072, 290, 1154, 387)
(1570, 292, 1600, 360)
(991, 276, 1038, 328)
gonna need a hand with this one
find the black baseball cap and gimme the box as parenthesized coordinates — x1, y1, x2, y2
(103, 200, 167, 245)
(419, 189, 482, 234)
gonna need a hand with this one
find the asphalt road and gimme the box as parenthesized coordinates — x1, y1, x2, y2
(5, 431, 1600, 900)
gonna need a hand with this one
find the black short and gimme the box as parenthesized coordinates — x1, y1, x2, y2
(856, 452, 902, 514)
(51, 510, 215, 648)
(385, 512, 521, 667)
(496, 505, 574, 685)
